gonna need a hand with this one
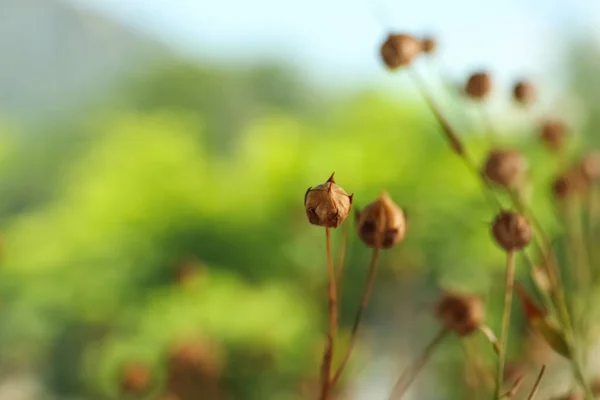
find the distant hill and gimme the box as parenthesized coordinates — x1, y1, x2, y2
(0, 0, 169, 121)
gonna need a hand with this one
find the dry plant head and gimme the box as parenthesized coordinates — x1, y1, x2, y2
(552, 168, 589, 201)
(420, 36, 437, 54)
(578, 151, 600, 183)
(465, 71, 492, 100)
(483, 149, 528, 188)
(513, 81, 536, 106)
(435, 292, 484, 336)
(356, 192, 406, 248)
(121, 362, 152, 395)
(305, 173, 353, 228)
(380, 33, 422, 69)
(540, 120, 568, 152)
(491, 211, 532, 252)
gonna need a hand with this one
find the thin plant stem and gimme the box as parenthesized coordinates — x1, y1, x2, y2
(319, 227, 338, 400)
(388, 328, 448, 400)
(332, 247, 381, 385)
(478, 104, 497, 146)
(336, 221, 350, 288)
(496, 250, 516, 399)
(526, 365, 546, 400)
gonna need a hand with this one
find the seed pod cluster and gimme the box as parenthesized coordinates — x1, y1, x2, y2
(513, 80, 536, 106)
(356, 192, 406, 249)
(380, 33, 423, 69)
(304, 173, 352, 228)
(465, 72, 492, 100)
(435, 292, 484, 336)
(491, 211, 532, 252)
(482, 149, 527, 188)
(540, 120, 567, 152)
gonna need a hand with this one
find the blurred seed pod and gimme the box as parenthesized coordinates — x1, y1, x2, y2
(420, 36, 437, 54)
(513, 81, 536, 106)
(465, 71, 492, 100)
(174, 257, 204, 286)
(435, 292, 484, 336)
(356, 192, 406, 249)
(552, 168, 588, 201)
(578, 151, 600, 183)
(305, 173, 352, 228)
(380, 33, 422, 69)
(540, 120, 568, 152)
(121, 362, 152, 395)
(491, 211, 532, 252)
(482, 149, 528, 188)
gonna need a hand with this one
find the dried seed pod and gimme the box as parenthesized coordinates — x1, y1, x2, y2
(305, 173, 352, 228)
(380, 33, 422, 69)
(356, 192, 406, 248)
(513, 81, 536, 106)
(435, 292, 484, 336)
(482, 149, 527, 188)
(420, 36, 437, 54)
(121, 362, 152, 394)
(465, 72, 492, 100)
(491, 211, 532, 252)
(552, 168, 588, 200)
(540, 120, 567, 152)
(579, 151, 600, 183)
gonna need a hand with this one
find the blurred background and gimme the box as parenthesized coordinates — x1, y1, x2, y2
(1, 0, 600, 399)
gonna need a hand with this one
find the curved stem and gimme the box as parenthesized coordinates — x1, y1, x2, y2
(526, 365, 546, 400)
(495, 250, 515, 399)
(388, 328, 448, 400)
(331, 247, 381, 385)
(319, 228, 338, 400)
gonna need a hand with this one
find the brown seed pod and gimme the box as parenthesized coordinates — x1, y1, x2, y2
(465, 71, 492, 100)
(356, 192, 406, 249)
(482, 149, 528, 188)
(420, 36, 437, 54)
(121, 362, 152, 395)
(305, 173, 352, 228)
(540, 120, 567, 152)
(380, 33, 422, 69)
(579, 151, 600, 183)
(491, 211, 532, 252)
(552, 168, 588, 201)
(513, 81, 536, 106)
(435, 292, 484, 336)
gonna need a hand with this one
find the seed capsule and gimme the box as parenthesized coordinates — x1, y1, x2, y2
(380, 33, 422, 69)
(482, 149, 527, 188)
(356, 192, 406, 249)
(465, 72, 492, 100)
(491, 211, 532, 252)
(421, 36, 437, 54)
(304, 173, 352, 228)
(513, 80, 536, 106)
(540, 120, 567, 152)
(436, 292, 484, 336)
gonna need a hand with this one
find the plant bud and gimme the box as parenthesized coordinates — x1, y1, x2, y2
(513, 81, 536, 106)
(465, 72, 492, 100)
(380, 33, 422, 69)
(435, 292, 484, 336)
(579, 151, 600, 183)
(356, 192, 406, 249)
(121, 362, 152, 394)
(482, 149, 527, 188)
(552, 168, 588, 201)
(420, 36, 437, 54)
(491, 211, 532, 252)
(304, 173, 352, 228)
(540, 120, 567, 152)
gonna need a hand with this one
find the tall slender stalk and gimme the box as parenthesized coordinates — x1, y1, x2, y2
(332, 247, 381, 385)
(495, 250, 515, 399)
(526, 365, 546, 400)
(319, 228, 338, 400)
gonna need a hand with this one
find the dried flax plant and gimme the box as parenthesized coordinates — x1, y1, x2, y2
(303, 31, 600, 400)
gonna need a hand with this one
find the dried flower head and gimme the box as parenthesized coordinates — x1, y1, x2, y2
(421, 36, 437, 54)
(380, 33, 422, 69)
(465, 72, 492, 100)
(491, 211, 532, 252)
(121, 362, 152, 394)
(513, 81, 536, 106)
(436, 292, 484, 336)
(540, 120, 567, 152)
(356, 192, 406, 248)
(552, 168, 588, 201)
(483, 149, 527, 188)
(305, 173, 352, 228)
(579, 151, 600, 183)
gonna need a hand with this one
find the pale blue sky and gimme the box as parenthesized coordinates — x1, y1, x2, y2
(74, 0, 600, 90)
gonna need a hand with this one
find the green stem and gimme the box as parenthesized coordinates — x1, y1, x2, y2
(495, 250, 515, 399)
(319, 228, 338, 400)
